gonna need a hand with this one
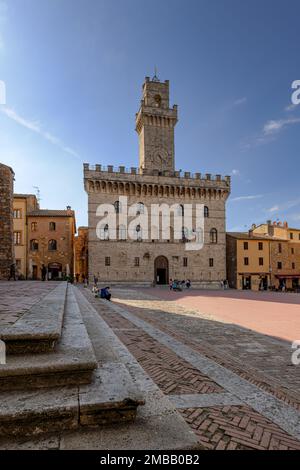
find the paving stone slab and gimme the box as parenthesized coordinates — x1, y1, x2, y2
(0, 282, 67, 354)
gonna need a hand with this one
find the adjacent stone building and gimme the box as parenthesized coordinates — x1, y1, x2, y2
(227, 221, 300, 290)
(84, 76, 231, 286)
(74, 226, 89, 281)
(0, 163, 15, 280)
(27, 207, 76, 280)
(13, 194, 39, 278)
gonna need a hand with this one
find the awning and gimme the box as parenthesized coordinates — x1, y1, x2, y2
(276, 274, 300, 279)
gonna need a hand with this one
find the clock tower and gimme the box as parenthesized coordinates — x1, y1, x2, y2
(135, 76, 178, 173)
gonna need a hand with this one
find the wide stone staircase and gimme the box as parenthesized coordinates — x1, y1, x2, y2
(0, 282, 144, 437)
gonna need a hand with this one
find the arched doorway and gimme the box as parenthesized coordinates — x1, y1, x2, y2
(154, 256, 169, 285)
(48, 262, 62, 280)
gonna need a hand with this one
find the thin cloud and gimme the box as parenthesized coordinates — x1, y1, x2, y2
(268, 205, 279, 213)
(231, 169, 241, 177)
(285, 103, 298, 112)
(233, 97, 247, 106)
(267, 198, 300, 213)
(231, 194, 263, 202)
(263, 117, 300, 135)
(1, 107, 80, 159)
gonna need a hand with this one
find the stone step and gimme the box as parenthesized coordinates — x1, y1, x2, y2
(0, 283, 67, 354)
(0, 363, 144, 437)
(0, 287, 97, 391)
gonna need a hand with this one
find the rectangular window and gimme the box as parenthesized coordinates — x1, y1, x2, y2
(299, 234, 300, 241)
(290, 233, 294, 240)
(14, 231, 21, 245)
(278, 243, 282, 253)
(13, 209, 21, 219)
(258, 242, 263, 251)
(183, 257, 188, 267)
(244, 257, 249, 266)
(243, 242, 248, 250)
(277, 261, 282, 270)
(291, 248, 294, 255)
(134, 257, 139, 267)
(209, 258, 214, 267)
(259, 257, 264, 266)
(292, 262, 295, 269)
(105, 257, 110, 266)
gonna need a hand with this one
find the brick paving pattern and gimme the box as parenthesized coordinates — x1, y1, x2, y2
(0, 281, 61, 326)
(179, 405, 300, 450)
(80, 287, 300, 450)
(100, 306, 223, 395)
(112, 288, 300, 408)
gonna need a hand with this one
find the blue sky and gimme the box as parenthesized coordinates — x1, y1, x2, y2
(0, 0, 300, 230)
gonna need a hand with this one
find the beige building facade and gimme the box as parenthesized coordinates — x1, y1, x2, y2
(84, 76, 231, 287)
(13, 194, 39, 278)
(227, 221, 300, 291)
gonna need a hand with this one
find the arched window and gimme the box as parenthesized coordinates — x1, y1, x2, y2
(48, 239, 57, 251)
(49, 222, 56, 231)
(154, 94, 161, 107)
(136, 224, 142, 241)
(210, 228, 218, 244)
(136, 202, 145, 215)
(100, 224, 109, 240)
(30, 239, 39, 251)
(204, 206, 209, 218)
(119, 224, 127, 240)
(31, 222, 37, 232)
(114, 201, 121, 214)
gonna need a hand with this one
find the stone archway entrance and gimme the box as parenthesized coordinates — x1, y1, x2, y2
(154, 256, 169, 285)
(48, 262, 62, 280)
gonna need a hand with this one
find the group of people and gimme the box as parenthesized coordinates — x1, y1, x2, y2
(169, 279, 191, 291)
(92, 274, 111, 301)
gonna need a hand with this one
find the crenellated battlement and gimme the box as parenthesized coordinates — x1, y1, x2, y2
(83, 163, 231, 187)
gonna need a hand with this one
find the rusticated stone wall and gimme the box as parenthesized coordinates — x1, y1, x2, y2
(0, 163, 15, 279)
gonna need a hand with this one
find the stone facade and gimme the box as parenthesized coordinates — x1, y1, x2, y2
(0, 163, 15, 280)
(74, 226, 89, 281)
(27, 208, 76, 280)
(84, 77, 231, 287)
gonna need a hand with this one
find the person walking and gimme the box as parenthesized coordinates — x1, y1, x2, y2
(8, 263, 16, 281)
(41, 264, 47, 281)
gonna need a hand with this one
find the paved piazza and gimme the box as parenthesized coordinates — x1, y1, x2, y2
(1, 281, 300, 450)
(80, 286, 300, 450)
(0, 281, 60, 327)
